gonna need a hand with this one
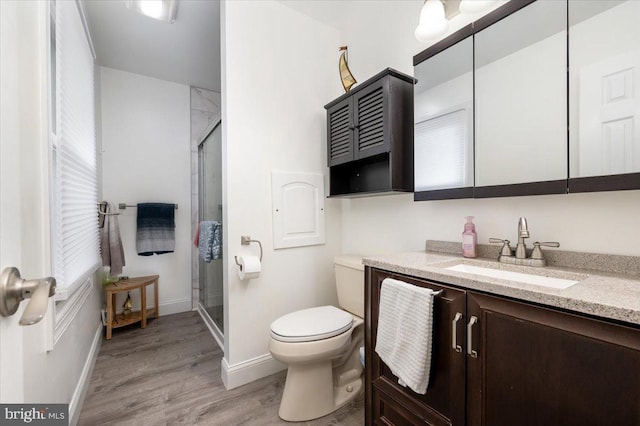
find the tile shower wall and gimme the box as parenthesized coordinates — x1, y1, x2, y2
(191, 87, 221, 307)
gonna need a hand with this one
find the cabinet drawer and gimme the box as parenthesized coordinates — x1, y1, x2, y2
(373, 384, 433, 426)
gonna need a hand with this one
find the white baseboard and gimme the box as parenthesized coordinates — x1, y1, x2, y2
(69, 322, 102, 426)
(221, 353, 286, 390)
(159, 297, 191, 316)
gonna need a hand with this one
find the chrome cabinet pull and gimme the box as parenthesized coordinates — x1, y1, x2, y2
(467, 316, 478, 358)
(452, 312, 463, 353)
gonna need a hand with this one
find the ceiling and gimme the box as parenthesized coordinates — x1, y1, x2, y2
(83, 0, 221, 92)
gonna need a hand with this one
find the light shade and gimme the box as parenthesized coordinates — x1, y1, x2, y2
(415, 0, 449, 42)
(459, 0, 495, 15)
(126, 0, 178, 23)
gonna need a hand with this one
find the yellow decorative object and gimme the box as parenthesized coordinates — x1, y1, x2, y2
(339, 46, 357, 93)
(122, 291, 132, 319)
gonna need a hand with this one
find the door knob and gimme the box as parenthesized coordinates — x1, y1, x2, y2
(0, 267, 56, 325)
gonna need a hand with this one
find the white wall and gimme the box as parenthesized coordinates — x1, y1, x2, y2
(335, 1, 640, 258)
(100, 67, 192, 315)
(221, 0, 342, 387)
(330, 1, 508, 81)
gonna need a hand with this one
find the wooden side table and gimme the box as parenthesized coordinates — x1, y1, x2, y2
(105, 275, 159, 340)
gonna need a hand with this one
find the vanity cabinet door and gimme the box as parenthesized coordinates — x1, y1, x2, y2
(466, 291, 640, 426)
(366, 268, 467, 426)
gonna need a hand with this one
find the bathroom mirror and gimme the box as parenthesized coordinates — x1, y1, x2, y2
(568, 0, 640, 191)
(474, 0, 567, 195)
(414, 32, 474, 200)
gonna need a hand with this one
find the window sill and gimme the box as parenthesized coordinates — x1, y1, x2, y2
(53, 261, 101, 301)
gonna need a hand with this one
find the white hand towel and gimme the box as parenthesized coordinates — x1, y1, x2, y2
(375, 278, 439, 395)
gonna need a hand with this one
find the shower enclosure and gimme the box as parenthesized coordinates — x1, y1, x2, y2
(197, 120, 223, 341)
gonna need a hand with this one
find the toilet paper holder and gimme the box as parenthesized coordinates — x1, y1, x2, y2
(234, 235, 263, 270)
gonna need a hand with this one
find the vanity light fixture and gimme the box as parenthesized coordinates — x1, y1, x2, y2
(126, 0, 178, 23)
(415, 0, 496, 42)
(415, 0, 450, 42)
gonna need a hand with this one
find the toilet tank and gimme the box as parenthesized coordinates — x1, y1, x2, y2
(334, 255, 365, 318)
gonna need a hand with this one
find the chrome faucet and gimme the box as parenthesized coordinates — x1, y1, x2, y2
(490, 217, 559, 267)
(515, 217, 529, 259)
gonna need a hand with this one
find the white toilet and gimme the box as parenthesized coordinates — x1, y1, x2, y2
(269, 255, 365, 422)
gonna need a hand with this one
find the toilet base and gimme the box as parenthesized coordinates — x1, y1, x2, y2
(278, 361, 362, 422)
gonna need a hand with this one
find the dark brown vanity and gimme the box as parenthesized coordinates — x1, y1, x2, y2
(365, 265, 640, 425)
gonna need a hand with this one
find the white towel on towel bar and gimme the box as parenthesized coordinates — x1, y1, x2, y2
(375, 278, 439, 394)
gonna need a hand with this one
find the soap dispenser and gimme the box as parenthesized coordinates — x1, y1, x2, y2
(462, 216, 477, 258)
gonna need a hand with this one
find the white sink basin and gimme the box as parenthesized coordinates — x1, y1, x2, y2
(445, 264, 580, 289)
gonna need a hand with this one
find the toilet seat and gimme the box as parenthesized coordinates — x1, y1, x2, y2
(270, 306, 353, 343)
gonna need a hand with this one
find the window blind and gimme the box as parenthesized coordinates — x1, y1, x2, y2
(414, 109, 472, 191)
(54, 0, 99, 298)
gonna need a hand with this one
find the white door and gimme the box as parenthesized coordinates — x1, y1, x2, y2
(579, 49, 640, 176)
(0, 0, 27, 403)
(0, 0, 50, 403)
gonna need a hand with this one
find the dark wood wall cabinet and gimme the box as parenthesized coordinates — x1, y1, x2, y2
(325, 68, 414, 197)
(365, 267, 640, 425)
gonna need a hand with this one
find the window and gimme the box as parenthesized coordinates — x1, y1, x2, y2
(414, 108, 473, 191)
(51, 0, 99, 300)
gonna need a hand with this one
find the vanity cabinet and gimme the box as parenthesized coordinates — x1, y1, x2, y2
(365, 267, 640, 425)
(325, 68, 414, 197)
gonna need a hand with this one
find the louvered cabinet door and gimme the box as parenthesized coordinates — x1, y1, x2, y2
(326, 97, 354, 166)
(353, 78, 390, 161)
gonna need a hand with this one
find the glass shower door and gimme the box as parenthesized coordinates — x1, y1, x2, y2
(198, 121, 223, 332)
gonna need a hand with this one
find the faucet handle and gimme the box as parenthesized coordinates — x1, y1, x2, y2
(489, 238, 513, 257)
(531, 242, 560, 259)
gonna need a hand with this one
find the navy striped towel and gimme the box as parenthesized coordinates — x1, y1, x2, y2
(136, 203, 176, 256)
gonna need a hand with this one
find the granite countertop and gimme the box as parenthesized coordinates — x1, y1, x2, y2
(363, 251, 640, 326)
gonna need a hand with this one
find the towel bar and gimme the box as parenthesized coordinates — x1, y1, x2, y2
(118, 203, 178, 210)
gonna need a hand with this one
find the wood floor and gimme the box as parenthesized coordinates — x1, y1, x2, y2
(78, 311, 364, 426)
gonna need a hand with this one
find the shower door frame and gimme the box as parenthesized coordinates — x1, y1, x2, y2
(196, 118, 224, 350)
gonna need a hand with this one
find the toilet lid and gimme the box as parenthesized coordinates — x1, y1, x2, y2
(270, 306, 353, 343)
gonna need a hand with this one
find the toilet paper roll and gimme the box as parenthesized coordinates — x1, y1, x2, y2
(237, 255, 261, 280)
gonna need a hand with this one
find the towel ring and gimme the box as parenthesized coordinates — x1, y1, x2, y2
(234, 235, 263, 268)
(97, 202, 120, 216)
